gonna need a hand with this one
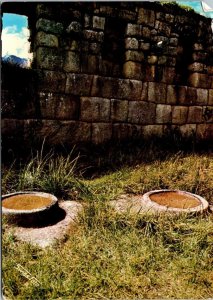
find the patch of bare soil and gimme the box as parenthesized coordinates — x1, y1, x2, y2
(150, 191, 200, 209)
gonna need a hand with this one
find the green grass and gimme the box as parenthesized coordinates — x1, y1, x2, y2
(2, 143, 213, 299)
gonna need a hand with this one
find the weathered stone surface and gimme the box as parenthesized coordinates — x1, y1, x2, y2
(123, 62, 142, 79)
(36, 18, 63, 35)
(203, 106, 213, 123)
(65, 74, 93, 96)
(196, 124, 213, 140)
(178, 124, 196, 138)
(142, 125, 163, 137)
(167, 85, 177, 104)
(138, 8, 155, 26)
(187, 106, 203, 123)
(155, 20, 171, 36)
(193, 43, 203, 51)
(81, 55, 99, 74)
(185, 87, 197, 105)
(125, 51, 144, 62)
(39, 93, 79, 120)
(36, 31, 58, 48)
(125, 38, 139, 50)
(192, 52, 207, 62)
(93, 16, 105, 30)
(63, 51, 80, 73)
(145, 65, 156, 81)
(196, 89, 208, 105)
(188, 62, 205, 72)
(118, 9, 136, 21)
(166, 57, 176, 67)
(141, 82, 148, 101)
(128, 101, 156, 124)
(165, 14, 174, 23)
(118, 79, 142, 101)
(156, 104, 172, 124)
(172, 106, 188, 124)
(80, 97, 110, 122)
(84, 14, 91, 28)
(142, 27, 151, 39)
(36, 47, 63, 70)
(169, 38, 178, 46)
(209, 89, 213, 105)
(148, 55, 158, 64)
(188, 73, 210, 89)
(148, 82, 167, 103)
(126, 24, 142, 36)
(92, 123, 112, 144)
(38, 70, 66, 93)
(111, 99, 128, 122)
(83, 30, 104, 42)
(89, 43, 101, 54)
(113, 123, 130, 140)
(139, 42, 150, 51)
(158, 56, 167, 65)
(162, 67, 176, 84)
(66, 21, 82, 34)
(178, 86, 188, 105)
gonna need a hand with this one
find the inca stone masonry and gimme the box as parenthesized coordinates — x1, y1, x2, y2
(2, 2, 213, 149)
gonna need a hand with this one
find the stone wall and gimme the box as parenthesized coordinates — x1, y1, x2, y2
(2, 2, 213, 149)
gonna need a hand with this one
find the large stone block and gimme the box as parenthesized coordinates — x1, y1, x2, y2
(36, 18, 63, 35)
(125, 51, 144, 62)
(81, 55, 99, 74)
(125, 38, 139, 50)
(37, 70, 66, 93)
(142, 125, 163, 138)
(92, 123, 112, 144)
(209, 89, 213, 105)
(63, 51, 80, 73)
(36, 47, 63, 70)
(123, 61, 142, 79)
(65, 74, 93, 96)
(138, 8, 155, 26)
(167, 85, 177, 104)
(93, 16, 105, 30)
(156, 104, 172, 124)
(188, 73, 210, 89)
(148, 82, 166, 103)
(185, 87, 197, 105)
(128, 101, 156, 124)
(111, 99, 128, 122)
(188, 62, 205, 72)
(196, 89, 208, 105)
(80, 97, 110, 122)
(203, 106, 213, 123)
(125, 24, 142, 36)
(36, 32, 58, 48)
(39, 93, 80, 120)
(172, 106, 188, 124)
(178, 124, 196, 138)
(196, 124, 213, 140)
(187, 106, 203, 123)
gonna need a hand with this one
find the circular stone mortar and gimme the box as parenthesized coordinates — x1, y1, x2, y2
(142, 189, 209, 214)
(2, 191, 58, 226)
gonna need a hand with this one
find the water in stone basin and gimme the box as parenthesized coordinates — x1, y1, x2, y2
(2, 194, 53, 210)
(150, 191, 200, 209)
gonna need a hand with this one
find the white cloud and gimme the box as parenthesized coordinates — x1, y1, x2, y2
(2, 26, 33, 61)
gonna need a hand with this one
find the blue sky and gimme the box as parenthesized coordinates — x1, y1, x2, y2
(1, 2, 212, 59)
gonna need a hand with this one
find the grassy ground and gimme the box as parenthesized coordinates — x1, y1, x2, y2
(2, 141, 213, 299)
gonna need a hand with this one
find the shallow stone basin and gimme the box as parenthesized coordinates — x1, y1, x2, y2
(142, 189, 209, 214)
(2, 191, 58, 226)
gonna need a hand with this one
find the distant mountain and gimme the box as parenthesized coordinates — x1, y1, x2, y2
(2, 55, 28, 68)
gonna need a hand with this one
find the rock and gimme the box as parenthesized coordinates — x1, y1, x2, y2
(36, 18, 63, 35)
(80, 97, 110, 122)
(63, 51, 80, 73)
(65, 74, 93, 96)
(111, 99, 128, 122)
(148, 82, 167, 104)
(36, 32, 58, 48)
(196, 89, 208, 105)
(123, 61, 142, 79)
(156, 104, 172, 124)
(36, 47, 63, 70)
(92, 123, 112, 144)
(172, 106, 188, 124)
(187, 106, 203, 123)
(125, 38, 139, 50)
(128, 101, 156, 124)
(66, 21, 82, 34)
(93, 16, 105, 30)
(125, 50, 144, 62)
(138, 8, 155, 26)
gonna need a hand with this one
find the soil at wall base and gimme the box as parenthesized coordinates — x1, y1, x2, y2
(2, 195, 53, 210)
(150, 191, 200, 209)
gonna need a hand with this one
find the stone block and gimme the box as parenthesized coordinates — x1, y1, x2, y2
(125, 51, 144, 62)
(196, 89, 208, 105)
(188, 62, 205, 72)
(128, 124, 142, 139)
(111, 99, 128, 122)
(92, 123, 112, 144)
(158, 56, 167, 65)
(141, 82, 148, 101)
(63, 51, 80, 73)
(142, 125, 163, 138)
(148, 55, 158, 64)
(178, 86, 187, 105)
(83, 30, 104, 42)
(172, 106, 188, 124)
(187, 106, 203, 123)
(37, 70, 66, 93)
(89, 43, 101, 54)
(118, 9, 136, 21)
(169, 38, 178, 46)
(71, 122, 92, 143)
(167, 85, 177, 104)
(156, 104, 172, 124)
(80, 97, 110, 122)
(139, 42, 150, 51)
(65, 73, 93, 96)
(39, 93, 79, 120)
(142, 27, 151, 39)
(36, 4, 56, 18)
(162, 67, 176, 84)
(36, 47, 63, 70)
(66, 21, 82, 34)
(148, 82, 166, 103)
(185, 87, 197, 105)
(203, 106, 213, 123)
(123, 61, 142, 80)
(125, 38, 139, 50)
(155, 20, 171, 36)
(165, 14, 174, 23)
(93, 16, 105, 30)
(188, 73, 210, 89)
(113, 123, 130, 140)
(36, 18, 63, 35)
(84, 14, 91, 28)
(196, 124, 213, 140)
(70, 40, 80, 51)
(209, 89, 213, 105)
(125, 24, 142, 36)
(138, 8, 155, 26)
(36, 32, 58, 48)
(178, 124, 196, 138)
(145, 65, 155, 81)
(128, 101, 156, 124)
(81, 55, 99, 74)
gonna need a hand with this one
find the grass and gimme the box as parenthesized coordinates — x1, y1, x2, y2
(2, 141, 213, 299)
